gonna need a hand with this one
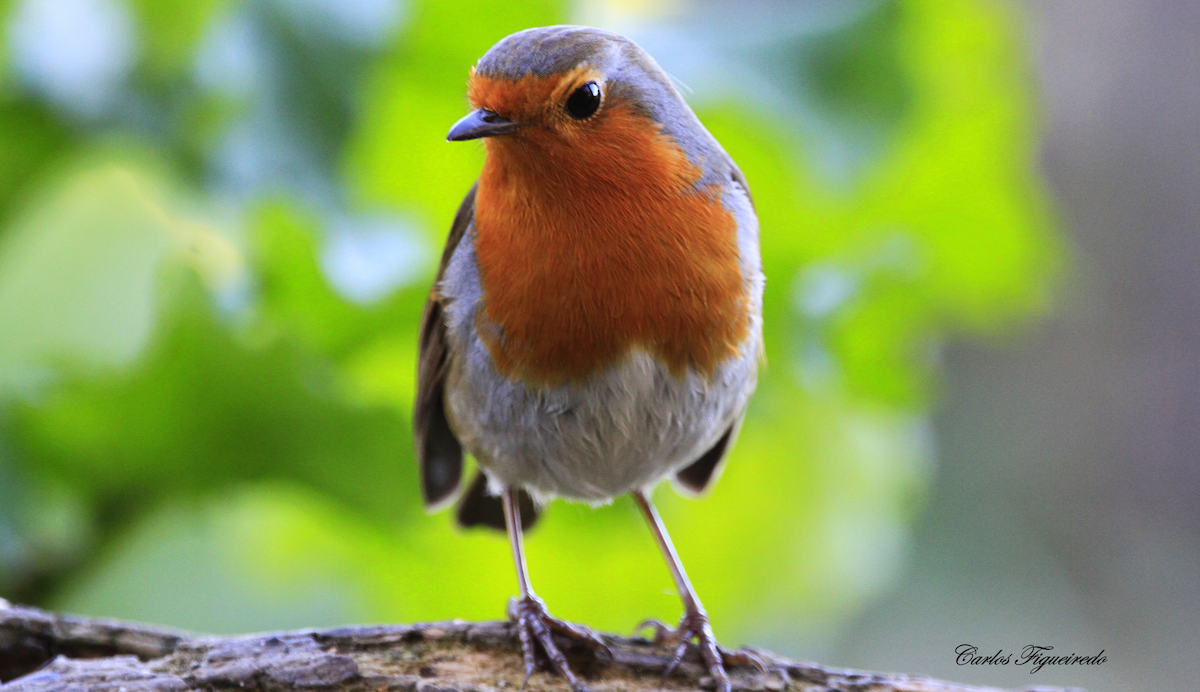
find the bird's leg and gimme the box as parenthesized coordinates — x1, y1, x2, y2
(632, 490, 769, 692)
(503, 487, 609, 692)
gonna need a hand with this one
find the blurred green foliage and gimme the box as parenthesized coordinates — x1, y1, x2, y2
(0, 0, 1055, 653)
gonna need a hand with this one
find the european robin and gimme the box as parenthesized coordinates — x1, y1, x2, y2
(414, 25, 764, 692)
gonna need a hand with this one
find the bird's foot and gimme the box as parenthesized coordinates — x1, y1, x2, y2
(637, 613, 769, 692)
(508, 594, 611, 692)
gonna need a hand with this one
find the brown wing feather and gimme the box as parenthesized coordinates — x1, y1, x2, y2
(414, 183, 477, 509)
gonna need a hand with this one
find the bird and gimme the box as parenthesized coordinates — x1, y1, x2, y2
(414, 25, 764, 692)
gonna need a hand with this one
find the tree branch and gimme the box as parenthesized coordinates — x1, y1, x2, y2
(0, 599, 1080, 692)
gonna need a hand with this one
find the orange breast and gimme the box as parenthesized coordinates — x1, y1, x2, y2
(470, 78, 748, 386)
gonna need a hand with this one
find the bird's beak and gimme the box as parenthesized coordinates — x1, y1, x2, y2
(447, 109, 521, 142)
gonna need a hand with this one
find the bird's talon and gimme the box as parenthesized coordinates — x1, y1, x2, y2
(509, 594, 603, 692)
(647, 608, 745, 692)
(661, 639, 690, 681)
(719, 645, 771, 674)
(547, 618, 614, 661)
(635, 617, 677, 645)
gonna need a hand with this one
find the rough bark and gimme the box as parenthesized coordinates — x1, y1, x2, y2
(0, 599, 1080, 692)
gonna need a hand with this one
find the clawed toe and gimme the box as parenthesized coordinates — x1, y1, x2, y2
(509, 595, 610, 692)
(640, 608, 767, 692)
(634, 617, 677, 645)
(718, 644, 771, 674)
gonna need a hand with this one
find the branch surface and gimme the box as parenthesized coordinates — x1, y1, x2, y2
(0, 600, 1081, 692)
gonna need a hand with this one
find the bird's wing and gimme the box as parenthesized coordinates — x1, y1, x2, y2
(674, 416, 743, 495)
(673, 164, 756, 496)
(414, 183, 477, 509)
(416, 182, 541, 530)
(456, 469, 540, 532)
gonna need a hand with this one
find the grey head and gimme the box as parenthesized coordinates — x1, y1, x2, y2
(465, 25, 734, 189)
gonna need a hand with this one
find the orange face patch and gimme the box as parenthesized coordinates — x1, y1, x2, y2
(469, 68, 595, 122)
(468, 74, 749, 386)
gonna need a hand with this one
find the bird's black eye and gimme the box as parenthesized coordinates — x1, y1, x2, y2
(565, 81, 601, 119)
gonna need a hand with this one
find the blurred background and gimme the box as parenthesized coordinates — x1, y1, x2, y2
(0, 0, 1192, 691)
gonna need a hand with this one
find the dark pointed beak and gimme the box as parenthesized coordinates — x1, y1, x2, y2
(447, 109, 521, 142)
